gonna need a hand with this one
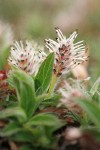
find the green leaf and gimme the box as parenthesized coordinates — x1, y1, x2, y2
(20, 145, 33, 150)
(41, 93, 61, 108)
(12, 68, 35, 92)
(0, 46, 10, 69)
(0, 107, 27, 123)
(92, 92, 100, 103)
(35, 53, 54, 94)
(90, 77, 100, 96)
(11, 130, 34, 142)
(77, 99, 100, 126)
(16, 125, 59, 148)
(26, 113, 63, 127)
(9, 68, 36, 118)
(0, 122, 21, 137)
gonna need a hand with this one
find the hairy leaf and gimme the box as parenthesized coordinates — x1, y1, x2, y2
(26, 113, 63, 127)
(0, 107, 27, 123)
(0, 122, 21, 137)
(9, 69, 36, 118)
(77, 99, 100, 126)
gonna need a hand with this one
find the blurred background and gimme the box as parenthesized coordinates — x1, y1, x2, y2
(0, 0, 100, 82)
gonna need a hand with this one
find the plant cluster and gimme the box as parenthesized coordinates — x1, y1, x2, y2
(0, 27, 100, 150)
